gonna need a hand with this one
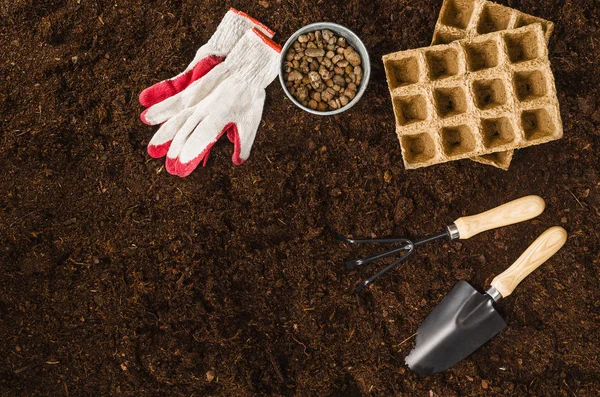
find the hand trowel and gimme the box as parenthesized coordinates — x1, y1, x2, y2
(405, 226, 567, 376)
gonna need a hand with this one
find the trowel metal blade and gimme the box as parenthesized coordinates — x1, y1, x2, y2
(405, 280, 507, 376)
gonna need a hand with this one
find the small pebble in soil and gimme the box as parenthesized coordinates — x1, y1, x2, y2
(206, 370, 215, 382)
(283, 29, 362, 111)
(384, 170, 393, 183)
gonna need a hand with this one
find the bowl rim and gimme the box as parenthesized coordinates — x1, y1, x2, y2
(278, 22, 371, 116)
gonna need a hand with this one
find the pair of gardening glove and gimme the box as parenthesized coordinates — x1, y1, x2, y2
(139, 9, 281, 177)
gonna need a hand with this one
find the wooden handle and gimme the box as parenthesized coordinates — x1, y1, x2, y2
(453, 195, 545, 240)
(491, 226, 567, 298)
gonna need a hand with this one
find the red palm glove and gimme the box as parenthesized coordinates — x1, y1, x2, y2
(147, 29, 282, 176)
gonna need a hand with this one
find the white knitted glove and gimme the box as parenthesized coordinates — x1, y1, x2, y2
(147, 28, 281, 176)
(138, 8, 273, 108)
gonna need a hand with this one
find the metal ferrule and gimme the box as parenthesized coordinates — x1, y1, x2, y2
(447, 224, 460, 240)
(485, 286, 503, 302)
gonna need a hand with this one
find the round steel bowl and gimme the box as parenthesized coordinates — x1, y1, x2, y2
(279, 22, 371, 116)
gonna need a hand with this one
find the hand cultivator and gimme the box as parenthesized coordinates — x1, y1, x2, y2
(339, 195, 546, 292)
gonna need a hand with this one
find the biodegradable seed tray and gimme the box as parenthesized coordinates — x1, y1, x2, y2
(432, 0, 555, 169)
(383, 23, 562, 170)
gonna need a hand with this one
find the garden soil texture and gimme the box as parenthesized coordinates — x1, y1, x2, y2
(1, 0, 599, 395)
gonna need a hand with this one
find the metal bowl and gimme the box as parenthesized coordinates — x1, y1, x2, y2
(279, 22, 371, 116)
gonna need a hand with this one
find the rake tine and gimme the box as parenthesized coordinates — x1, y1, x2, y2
(355, 247, 415, 293)
(345, 240, 413, 270)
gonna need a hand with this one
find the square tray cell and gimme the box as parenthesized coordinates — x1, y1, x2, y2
(434, 86, 468, 117)
(432, 30, 465, 45)
(476, 151, 512, 168)
(441, 0, 476, 30)
(504, 30, 541, 63)
(463, 40, 499, 71)
(515, 14, 550, 36)
(384, 56, 421, 89)
(477, 3, 512, 34)
(393, 94, 428, 126)
(441, 125, 476, 157)
(521, 108, 556, 140)
(402, 133, 437, 164)
(481, 117, 515, 148)
(514, 70, 547, 101)
(425, 48, 461, 80)
(473, 78, 507, 109)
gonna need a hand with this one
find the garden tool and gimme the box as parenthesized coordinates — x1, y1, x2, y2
(405, 226, 567, 376)
(139, 8, 274, 108)
(145, 28, 281, 176)
(338, 195, 545, 292)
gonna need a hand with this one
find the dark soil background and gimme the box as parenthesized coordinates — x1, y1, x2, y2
(1, 0, 599, 395)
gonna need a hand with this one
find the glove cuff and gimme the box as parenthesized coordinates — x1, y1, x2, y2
(224, 28, 282, 89)
(207, 9, 275, 56)
(230, 9, 275, 38)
